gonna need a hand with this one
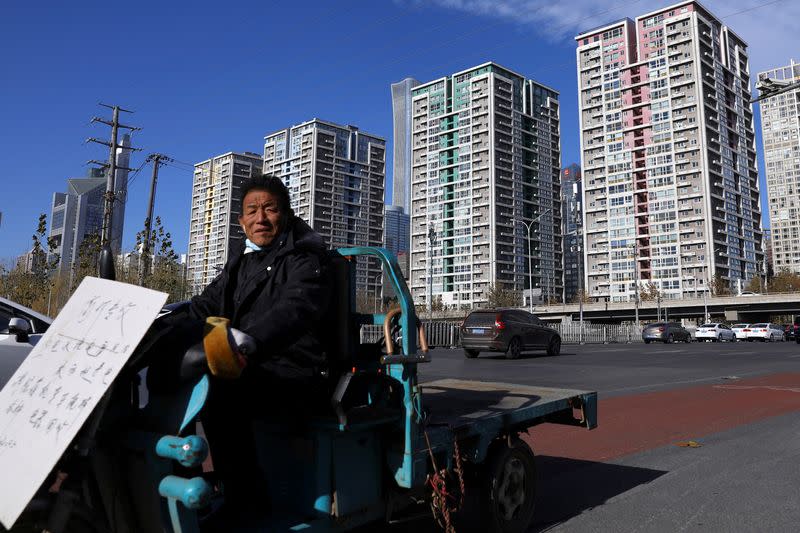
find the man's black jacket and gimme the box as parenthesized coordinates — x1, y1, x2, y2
(148, 217, 332, 383)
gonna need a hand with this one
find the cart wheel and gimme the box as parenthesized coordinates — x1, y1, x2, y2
(464, 348, 480, 359)
(546, 336, 561, 356)
(505, 337, 522, 360)
(485, 438, 536, 533)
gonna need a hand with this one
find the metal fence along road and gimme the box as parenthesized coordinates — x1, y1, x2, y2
(360, 322, 646, 348)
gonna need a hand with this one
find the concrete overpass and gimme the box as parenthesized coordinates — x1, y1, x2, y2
(533, 293, 800, 323)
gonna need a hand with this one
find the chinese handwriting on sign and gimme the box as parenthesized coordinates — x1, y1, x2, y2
(0, 277, 168, 529)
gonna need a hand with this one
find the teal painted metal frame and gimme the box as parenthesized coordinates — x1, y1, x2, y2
(336, 246, 425, 487)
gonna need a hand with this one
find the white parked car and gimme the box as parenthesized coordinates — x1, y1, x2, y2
(0, 297, 51, 388)
(746, 323, 785, 342)
(696, 323, 736, 342)
(731, 323, 751, 341)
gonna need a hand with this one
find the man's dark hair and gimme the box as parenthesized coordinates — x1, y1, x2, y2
(240, 173, 295, 218)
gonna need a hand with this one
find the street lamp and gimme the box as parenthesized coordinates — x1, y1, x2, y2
(372, 271, 382, 314)
(564, 228, 584, 344)
(515, 208, 552, 314)
(427, 226, 437, 319)
(632, 240, 639, 327)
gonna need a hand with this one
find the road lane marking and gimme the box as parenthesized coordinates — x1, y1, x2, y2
(714, 385, 800, 393)
(606, 371, 765, 394)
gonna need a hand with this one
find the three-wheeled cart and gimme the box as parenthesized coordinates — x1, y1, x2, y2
(149, 247, 598, 533)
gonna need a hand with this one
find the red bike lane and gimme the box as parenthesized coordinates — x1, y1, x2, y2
(526, 372, 800, 461)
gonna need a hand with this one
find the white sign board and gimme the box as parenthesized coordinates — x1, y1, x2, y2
(0, 277, 168, 528)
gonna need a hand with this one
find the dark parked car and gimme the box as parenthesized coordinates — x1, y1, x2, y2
(642, 322, 692, 344)
(460, 309, 561, 359)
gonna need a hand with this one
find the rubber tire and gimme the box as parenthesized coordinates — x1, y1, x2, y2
(666, 334, 674, 344)
(644, 339, 651, 344)
(464, 348, 480, 359)
(485, 438, 537, 533)
(546, 336, 561, 356)
(505, 337, 523, 360)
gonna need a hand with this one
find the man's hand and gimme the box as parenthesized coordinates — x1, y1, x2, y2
(203, 317, 250, 379)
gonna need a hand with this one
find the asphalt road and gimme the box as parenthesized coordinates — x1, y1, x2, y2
(404, 340, 800, 532)
(420, 339, 800, 397)
(3, 339, 799, 531)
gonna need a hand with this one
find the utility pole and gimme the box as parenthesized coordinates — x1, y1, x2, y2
(139, 154, 173, 285)
(87, 103, 141, 280)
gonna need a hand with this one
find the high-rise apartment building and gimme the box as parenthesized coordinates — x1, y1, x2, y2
(408, 62, 562, 308)
(391, 77, 420, 213)
(390, 78, 419, 286)
(263, 119, 386, 293)
(186, 151, 262, 295)
(576, 1, 763, 303)
(49, 135, 132, 274)
(382, 204, 410, 300)
(384, 204, 410, 269)
(561, 164, 583, 302)
(758, 59, 800, 274)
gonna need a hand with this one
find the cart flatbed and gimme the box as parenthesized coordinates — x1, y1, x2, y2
(418, 379, 597, 460)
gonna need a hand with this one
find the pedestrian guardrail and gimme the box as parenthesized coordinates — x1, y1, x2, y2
(360, 322, 644, 347)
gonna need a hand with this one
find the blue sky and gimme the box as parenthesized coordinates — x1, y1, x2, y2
(1, 0, 795, 260)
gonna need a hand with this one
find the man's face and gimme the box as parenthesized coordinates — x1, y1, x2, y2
(238, 189, 284, 247)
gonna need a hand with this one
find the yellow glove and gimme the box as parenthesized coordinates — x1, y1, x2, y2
(203, 316, 248, 379)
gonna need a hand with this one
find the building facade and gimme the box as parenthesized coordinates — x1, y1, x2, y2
(391, 77, 421, 213)
(263, 119, 386, 293)
(186, 151, 263, 296)
(758, 59, 800, 274)
(576, 1, 763, 303)
(408, 62, 562, 308)
(384, 204, 410, 296)
(561, 164, 583, 302)
(384, 204, 410, 261)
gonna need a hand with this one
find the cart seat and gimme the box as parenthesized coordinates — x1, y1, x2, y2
(317, 252, 401, 430)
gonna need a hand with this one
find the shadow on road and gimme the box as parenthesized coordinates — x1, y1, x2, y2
(366, 455, 665, 532)
(532, 455, 666, 531)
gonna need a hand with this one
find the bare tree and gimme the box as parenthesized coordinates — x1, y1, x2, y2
(639, 281, 661, 302)
(485, 283, 521, 308)
(709, 274, 730, 296)
(134, 216, 185, 302)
